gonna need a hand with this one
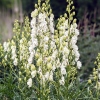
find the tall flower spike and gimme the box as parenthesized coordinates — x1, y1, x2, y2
(27, 0, 56, 88)
(88, 53, 100, 90)
(53, 0, 82, 86)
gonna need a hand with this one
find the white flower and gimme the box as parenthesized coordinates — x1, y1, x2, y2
(73, 50, 80, 61)
(4, 55, 7, 60)
(49, 25, 54, 33)
(62, 58, 69, 66)
(50, 14, 54, 22)
(94, 82, 100, 90)
(44, 72, 49, 80)
(70, 23, 78, 34)
(20, 39, 23, 44)
(40, 21, 47, 27)
(12, 54, 17, 60)
(29, 46, 33, 52)
(31, 70, 36, 78)
(26, 64, 30, 69)
(49, 72, 53, 81)
(12, 50, 16, 55)
(3, 42, 9, 52)
(61, 66, 66, 75)
(39, 21, 48, 33)
(64, 30, 68, 37)
(71, 36, 78, 45)
(30, 51, 35, 57)
(31, 28, 36, 35)
(77, 61, 82, 69)
(52, 50, 57, 59)
(75, 29, 79, 36)
(60, 36, 64, 43)
(31, 31, 36, 38)
(98, 73, 100, 79)
(44, 71, 53, 81)
(63, 47, 69, 56)
(56, 59, 61, 68)
(73, 23, 77, 29)
(32, 38, 38, 47)
(49, 14, 54, 33)
(28, 57, 33, 64)
(37, 13, 48, 35)
(44, 44, 48, 50)
(52, 65, 56, 71)
(59, 26, 65, 31)
(72, 45, 78, 51)
(11, 45, 16, 50)
(37, 26, 43, 34)
(70, 27, 74, 33)
(27, 78, 32, 88)
(11, 45, 17, 65)
(51, 41, 56, 48)
(44, 36, 49, 42)
(28, 41, 31, 45)
(13, 58, 18, 66)
(31, 17, 36, 27)
(38, 13, 46, 22)
(59, 76, 65, 85)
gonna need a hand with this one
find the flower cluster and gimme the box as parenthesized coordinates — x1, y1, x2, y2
(88, 53, 100, 90)
(2, 18, 32, 87)
(26, 0, 82, 87)
(27, 1, 56, 87)
(11, 40, 18, 66)
(0, 0, 82, 99)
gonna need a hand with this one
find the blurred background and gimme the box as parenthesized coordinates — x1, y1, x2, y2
(0, 0, 100, 79)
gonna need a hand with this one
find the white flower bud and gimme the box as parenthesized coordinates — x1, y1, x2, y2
(59, 76, 65, 85)
(27, 78, 32, 88)
(31, 9, 38, 17)
(3, 42, 9, 52)
(77, 61, 82, 69)
(31, 70, 36, 78)
(61, 66, 66, 75)
(13, 58, 18, 66)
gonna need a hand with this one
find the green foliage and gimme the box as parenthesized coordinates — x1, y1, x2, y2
(78, 34, 100, 79)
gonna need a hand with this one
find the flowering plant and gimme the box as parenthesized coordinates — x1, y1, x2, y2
(0, 0, 82, 99)
(87, 53, 100, 99)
